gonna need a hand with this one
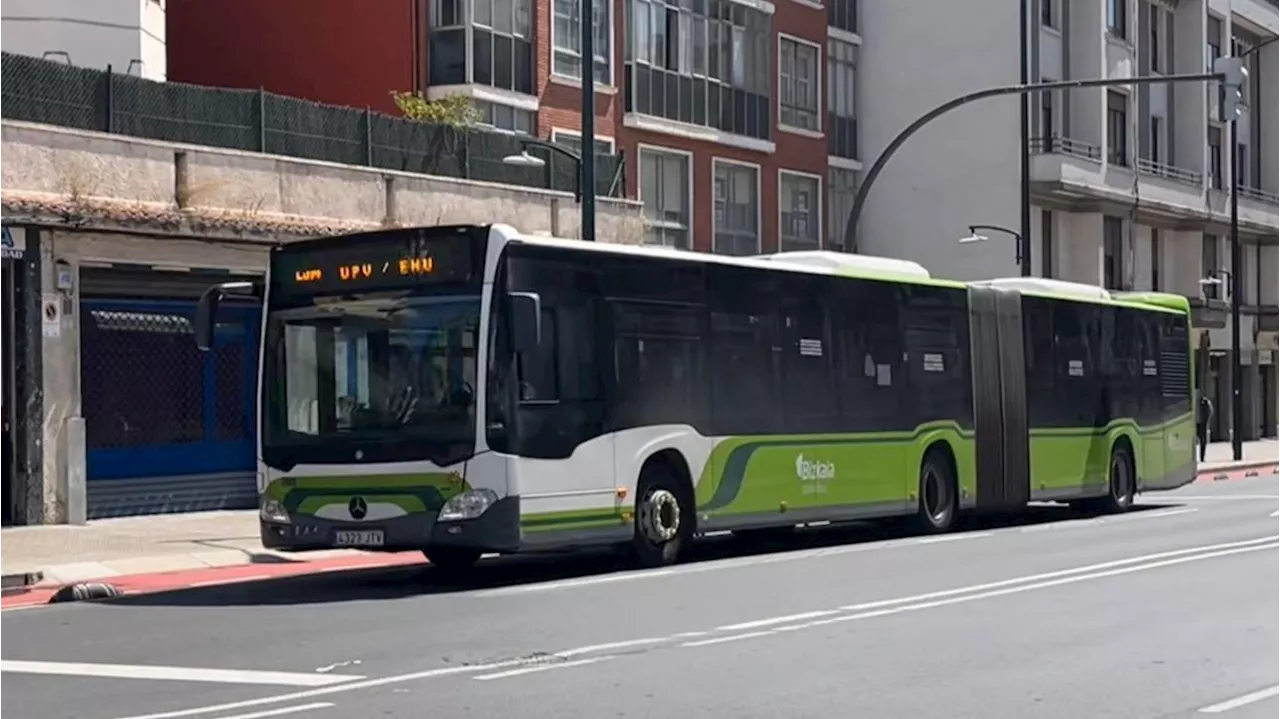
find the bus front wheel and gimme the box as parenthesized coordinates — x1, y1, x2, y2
(1096, 444, 1136, 514)
(632, 461, 693, 568)
(915, 449, 958, 534)
(424, 546, 481, 572)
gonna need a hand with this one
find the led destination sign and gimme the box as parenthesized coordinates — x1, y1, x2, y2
(271, 228, 480, 297)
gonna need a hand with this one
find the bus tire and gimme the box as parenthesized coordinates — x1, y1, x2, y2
(632, 460, 693, 568)
(423, 546, 481, 573)
(915, 448, 958, 534)
(1097, 443, 1136, 514)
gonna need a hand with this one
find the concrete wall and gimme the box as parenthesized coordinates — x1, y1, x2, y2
(1, 0, 166, 81)
(0, 121, 646, 246)
(2, 120, 644, 524)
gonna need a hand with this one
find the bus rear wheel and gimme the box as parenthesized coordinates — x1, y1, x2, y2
(915, 450, 958, 534)
(423, 546, 481, 573)
(1097, 444, 1135, 513)
(632, 462, 692, 568)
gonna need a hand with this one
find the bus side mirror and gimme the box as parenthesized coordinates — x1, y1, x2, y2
(509, 292, 542, 353)
(195, 281, 258, 351)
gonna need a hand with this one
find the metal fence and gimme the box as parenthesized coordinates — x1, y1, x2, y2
(1, 52, 625, 198)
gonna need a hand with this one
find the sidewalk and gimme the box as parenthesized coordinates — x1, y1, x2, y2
(1196, 438, 1279, 473)
(0, 510, 400, 590)
(1, 439, 1275, 599)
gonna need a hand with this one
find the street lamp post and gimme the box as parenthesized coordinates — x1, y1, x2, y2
(959, 224, 1024, 268)
(579, 0, 597, 244)
(1018, 0, 1032, 278)
(841, 71, 1226, 254)
(1224, 36, 1277, 461)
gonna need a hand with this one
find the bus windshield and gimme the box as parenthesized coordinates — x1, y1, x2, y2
(260, 291, 481, 469)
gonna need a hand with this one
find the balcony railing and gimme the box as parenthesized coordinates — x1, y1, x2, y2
(1239, 185, 1280, 205)
(1135, 158, 1203, 187)
(1029, 135, 1102, 161)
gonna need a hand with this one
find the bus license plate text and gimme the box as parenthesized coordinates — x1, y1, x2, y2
(333, 530, 384, 547)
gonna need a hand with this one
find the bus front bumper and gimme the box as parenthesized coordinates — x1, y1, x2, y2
(259, 496, 522, 553)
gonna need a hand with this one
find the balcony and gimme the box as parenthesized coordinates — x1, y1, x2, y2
(1239, 185, 1280, 205)
(1133, 157, 1207, 219)
(1248, 304, 1280, 334)
(1189, 297, 1230, 330)
(1135, 158, 1202, 187)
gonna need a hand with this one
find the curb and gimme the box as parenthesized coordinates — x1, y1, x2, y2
(0, 571, 45, 596)
(1196, 461, 1279, 483)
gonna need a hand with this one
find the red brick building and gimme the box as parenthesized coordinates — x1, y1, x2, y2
(167, 0, 861, 254)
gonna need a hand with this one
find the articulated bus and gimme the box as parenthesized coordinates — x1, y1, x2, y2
(194, 223, 1196, 570)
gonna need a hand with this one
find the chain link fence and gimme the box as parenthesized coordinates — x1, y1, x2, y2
(2, 52, 625, 198)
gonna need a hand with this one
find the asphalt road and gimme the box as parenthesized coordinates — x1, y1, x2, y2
(3, 475, 1277, 719)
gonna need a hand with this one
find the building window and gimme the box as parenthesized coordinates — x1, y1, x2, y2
(1040, 0, 1056, 28)
(1207, 16, 1222, 67)
(1106, 90, 1128, 166)
(827, 39, 858, 160)
(1107, 0, 1126, 40)
(827, 0, 856, 34)
(638, 147, 692, 249)
(475, 100, 534, 134)
(1147, 2, 1163, 72)
(1149, 115, 1162, 163)
(1103, 216, 1125, 289)
(780, 171, 821, 251)
(1150, 228, 1161, 291)
(1038, 79, 1055, 139)
(1040, 209, 1053, 278)
(625, 0, 772, 142)
(826, 168, 857, 252)
(552, 0, 612, 85)
(780, 36, 820, 132)
(712, 160, 760, 256)
(430, 0, 534, 95)
(550, 129, 616, 157)
(1235, 141, 1249, 187)
(1201, 234, 1220, 299)
(1208, 125, 1223, 189)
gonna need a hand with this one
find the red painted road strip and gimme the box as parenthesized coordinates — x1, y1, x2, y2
(3, 463, 1275, 611)
(1, 552, 425, 610)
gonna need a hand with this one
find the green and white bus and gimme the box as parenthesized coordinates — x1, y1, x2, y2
(194, 223, 1196, 570)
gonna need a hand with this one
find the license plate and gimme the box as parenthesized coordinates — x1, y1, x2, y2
(333, 529, 385, 547)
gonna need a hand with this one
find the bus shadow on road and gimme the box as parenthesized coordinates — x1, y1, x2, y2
(104, 502, 1180, 609)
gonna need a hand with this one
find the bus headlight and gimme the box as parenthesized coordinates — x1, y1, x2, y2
(438, 489, 499, 521)
(260, 497, 291, 524)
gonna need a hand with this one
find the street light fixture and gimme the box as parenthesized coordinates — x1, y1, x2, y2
(501, 138, 585, 205)
(958, 223, 1024, 268)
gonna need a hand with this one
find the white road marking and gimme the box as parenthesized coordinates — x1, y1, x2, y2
(1271, 510, 1279, 518)
(717, 610, 840, 632)
(1168, 495, 1279, 501)
(216, 703, 334, 719)
(693, 540, 1277, 645)
(672, 631, 710, 638)
(107, 536, 1279, 719)
(473, 569, 676, 596)
(472, 656, 616, 681)
(554, 638, 667, 658)
(916, 531, 993, 544)
(682, 631, 774, 648)
(1116, 508, 1198, 520)
(832, 535, 1275, 613)
(1198, 685, 1280, 713)
(0, 661, 363, 687)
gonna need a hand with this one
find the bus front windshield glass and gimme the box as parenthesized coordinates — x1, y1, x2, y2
(261, 292, 481, 467)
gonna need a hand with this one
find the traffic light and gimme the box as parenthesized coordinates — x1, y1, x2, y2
(1214, 56, 1248, 119)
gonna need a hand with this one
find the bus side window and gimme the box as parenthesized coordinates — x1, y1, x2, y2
(832, 278, 902, 431)
(517, 307, 559, 402)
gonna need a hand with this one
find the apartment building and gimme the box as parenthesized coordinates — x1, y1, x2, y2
(856, 0, 1278, 442)
(1, 0, 168, 81)
(167, 0, 860, 255)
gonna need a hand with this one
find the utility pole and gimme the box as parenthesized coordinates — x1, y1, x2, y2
(1018, 0, 1032, 277)
(579, 0, 597, 243)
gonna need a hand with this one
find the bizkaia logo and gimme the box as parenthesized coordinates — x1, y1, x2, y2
(795, 453, 836, 482)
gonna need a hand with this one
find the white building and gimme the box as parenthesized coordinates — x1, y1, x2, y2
(856, 0, 1279, 442)
(1, 0, 167, 81)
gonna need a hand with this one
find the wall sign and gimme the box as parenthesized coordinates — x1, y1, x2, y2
(1, 226, 25, 260)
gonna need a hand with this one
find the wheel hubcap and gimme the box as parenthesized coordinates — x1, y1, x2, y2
(1112, 458, 1129, 503)
(924, 470, 948, 522)
(639, 489, 681, 544)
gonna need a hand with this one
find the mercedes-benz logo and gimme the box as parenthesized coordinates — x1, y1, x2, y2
(348, 496, 368, 520)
